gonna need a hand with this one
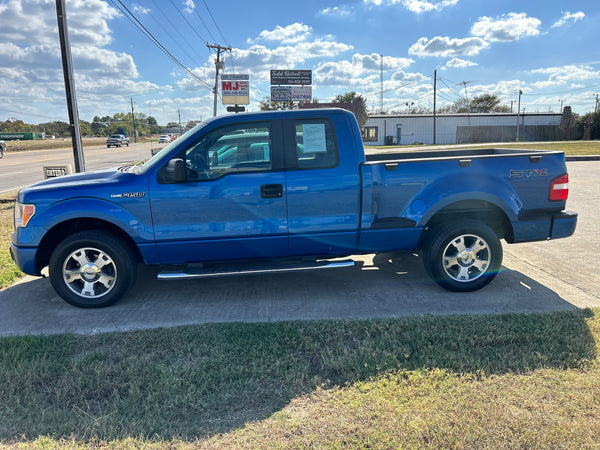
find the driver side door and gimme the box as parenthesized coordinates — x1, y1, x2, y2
(149, 120, 288, 264)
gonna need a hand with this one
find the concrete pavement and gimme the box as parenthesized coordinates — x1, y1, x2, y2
(1, 161, 598, 336)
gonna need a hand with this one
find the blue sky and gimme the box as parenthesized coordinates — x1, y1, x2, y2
(0, 0, 598, 126)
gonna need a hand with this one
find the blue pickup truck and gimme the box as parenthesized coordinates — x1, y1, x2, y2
(11, 108, 577, 307)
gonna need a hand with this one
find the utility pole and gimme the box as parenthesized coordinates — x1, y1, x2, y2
(380, 54, 384, 114)
(516, 89, 523, 141)
(178, 107, 182, 135)
(207, 43, 232, 117)
(130, 98, 137, 143)
(55, 0, 85, 172)
(433, 69, 437, 145)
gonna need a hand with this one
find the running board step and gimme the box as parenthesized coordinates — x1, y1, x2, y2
(157, 259, 355, 281)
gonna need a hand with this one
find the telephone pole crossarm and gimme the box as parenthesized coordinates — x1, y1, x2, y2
(207, 43, 232, 117)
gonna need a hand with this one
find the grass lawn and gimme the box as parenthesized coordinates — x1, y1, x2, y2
(0, 309, 599, 448)
(0, 200, 20, 289)
(1, 141, 599, 448)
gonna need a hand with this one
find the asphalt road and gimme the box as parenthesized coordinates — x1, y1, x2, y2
(0, 141, 158, 194)
(0, 161, 598, 336)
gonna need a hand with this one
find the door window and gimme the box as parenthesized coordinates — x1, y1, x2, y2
(184, 122, 273, 181)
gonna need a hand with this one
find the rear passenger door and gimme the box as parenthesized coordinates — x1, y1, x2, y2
(284, 115, 361, 256)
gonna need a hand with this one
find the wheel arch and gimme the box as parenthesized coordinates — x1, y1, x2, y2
(418, 199, 514, 249)
(35, 218, 143, 274)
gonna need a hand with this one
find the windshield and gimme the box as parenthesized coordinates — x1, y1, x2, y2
(137, 122, 207, 174)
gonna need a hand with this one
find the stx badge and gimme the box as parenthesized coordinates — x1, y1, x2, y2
(509, 169, 548, 178)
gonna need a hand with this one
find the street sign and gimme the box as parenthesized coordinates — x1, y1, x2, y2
(221, 74, 249, 105)
(43, 165, 72, 179)
(270, 70, 312, 86)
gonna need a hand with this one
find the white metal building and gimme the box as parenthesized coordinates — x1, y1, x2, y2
(363, 112, 562, 146)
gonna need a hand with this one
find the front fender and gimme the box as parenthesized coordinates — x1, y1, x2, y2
(16, 197, 153, 247)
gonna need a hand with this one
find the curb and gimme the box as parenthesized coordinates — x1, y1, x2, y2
(566, 155, 600, 161)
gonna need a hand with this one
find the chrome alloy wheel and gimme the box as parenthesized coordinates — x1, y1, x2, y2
(442, 234, 491, 283)
(62, 247, 117, 298)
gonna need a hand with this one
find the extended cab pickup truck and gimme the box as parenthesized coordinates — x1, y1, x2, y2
(11, 109, 577, 308)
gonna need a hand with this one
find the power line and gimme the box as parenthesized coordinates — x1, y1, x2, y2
(191, 1, 217, 43)
(201, 0, 229, 47)
(165, 0, 211, 53)
(0, 107, 66, 122)
(108, 0, 213, 90)
(146, 0, 207, 65)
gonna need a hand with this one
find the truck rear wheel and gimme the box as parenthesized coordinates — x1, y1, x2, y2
(423, 220, 502, 292)
(49, 231, 136, 308)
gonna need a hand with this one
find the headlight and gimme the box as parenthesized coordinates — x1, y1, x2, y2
(14, 202, 35, 228)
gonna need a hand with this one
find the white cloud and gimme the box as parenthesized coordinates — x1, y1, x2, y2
(184, 0, 195, 13)
(364, 0, 459, 14)
(409, 36, 489, 57)
(444, 58, 478, 69)
(552, 11, 585, 28)
(470, 13, 541, 42)
(320, 6, 354, 17)
(132, 4, 151, 15)
(314, 53, 414, 86)
(258, 23, 312, 44)
(532, 65, 600, 84)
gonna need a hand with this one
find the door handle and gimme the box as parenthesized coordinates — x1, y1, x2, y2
(260, 183, 283, 198)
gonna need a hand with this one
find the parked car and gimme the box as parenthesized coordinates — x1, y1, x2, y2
(11, 108, 577, 307)
(158, 135, 171, 144)
(106, 134, 130, 148)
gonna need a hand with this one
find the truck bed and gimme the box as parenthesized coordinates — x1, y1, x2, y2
(364, 147, 562, 163)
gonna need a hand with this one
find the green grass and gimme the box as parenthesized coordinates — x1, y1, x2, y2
(0, 200, 21, 288)
(1, 139, 599, 448)
(1, 309, 599, 448)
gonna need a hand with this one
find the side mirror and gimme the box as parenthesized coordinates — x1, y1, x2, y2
(161, 158, 185, 183)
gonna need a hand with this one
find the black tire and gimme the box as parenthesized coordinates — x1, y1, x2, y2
(49, 231, 137, 308)
(423, 220, 502, 292)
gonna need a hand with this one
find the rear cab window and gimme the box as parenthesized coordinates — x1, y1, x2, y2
(292, 118, 339, 170)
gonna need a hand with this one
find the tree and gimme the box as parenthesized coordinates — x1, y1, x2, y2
(259, 96, 288, 111)
(470, 94, 510, 113)
(559, 106, 576, 140)
(333, 91, 369, 128)
(439, 94, 510, 114)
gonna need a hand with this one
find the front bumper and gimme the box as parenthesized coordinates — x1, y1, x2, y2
(10, 243, 40, 276)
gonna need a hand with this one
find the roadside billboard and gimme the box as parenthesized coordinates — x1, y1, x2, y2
(221, 74, 249, 105)
(0, 132, 36, 140)
(270, 70, 312, 86)
(270, 86, 312, 102)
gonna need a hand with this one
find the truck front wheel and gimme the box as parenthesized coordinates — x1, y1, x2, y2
(423, 220, 502, 292)
(49, 231, 136, 308)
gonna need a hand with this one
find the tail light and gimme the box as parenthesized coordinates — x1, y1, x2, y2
(549, 174, 569, 201)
